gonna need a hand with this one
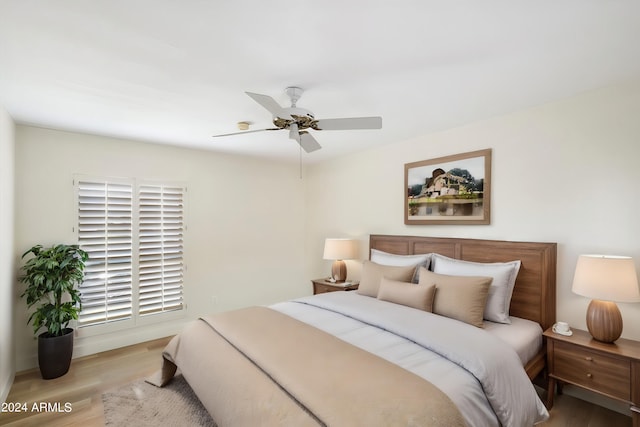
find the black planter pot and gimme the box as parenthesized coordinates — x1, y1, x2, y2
(38, 328, 74, 380)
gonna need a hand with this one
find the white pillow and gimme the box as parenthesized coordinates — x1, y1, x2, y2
(370, 249, 431, 267)
(370, 249, 431, 283)
(431, 254, 521, 324)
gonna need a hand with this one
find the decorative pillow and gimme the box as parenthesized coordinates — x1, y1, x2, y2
(357, 260, 417, 297)
(377, 277, 436, 312)
(370, 249, 431, 283)
(431, 254, 521, 324)
(418, 268, 491, 328)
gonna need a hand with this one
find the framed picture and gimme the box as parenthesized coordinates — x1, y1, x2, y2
(405, 149, 491, 225)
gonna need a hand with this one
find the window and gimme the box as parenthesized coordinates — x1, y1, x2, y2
(75, 177, 185, 329)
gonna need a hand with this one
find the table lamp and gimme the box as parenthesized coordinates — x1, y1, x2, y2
(323, 238, 358, 283)
(572, 254, 640, 343)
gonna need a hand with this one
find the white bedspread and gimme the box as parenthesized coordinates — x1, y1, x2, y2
(271, 292, 548, 427)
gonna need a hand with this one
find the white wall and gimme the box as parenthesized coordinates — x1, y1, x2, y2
(13, 126, 308, 371)
(0, 107, 15, 402)
(306, 76, 640, 340)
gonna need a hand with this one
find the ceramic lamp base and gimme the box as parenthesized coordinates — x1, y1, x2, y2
(586, 299, 622, 343)
(331, 260, 347, 283)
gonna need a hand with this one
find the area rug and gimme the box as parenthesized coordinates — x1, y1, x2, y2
(102, 374, 216, 426)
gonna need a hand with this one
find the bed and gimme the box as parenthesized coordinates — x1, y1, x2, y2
(151, 234, 557, 426)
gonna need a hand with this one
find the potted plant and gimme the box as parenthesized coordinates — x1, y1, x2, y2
(19, 244, 88, 379)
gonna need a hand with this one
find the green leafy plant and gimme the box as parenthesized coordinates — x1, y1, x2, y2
(19, 244, 88, 337)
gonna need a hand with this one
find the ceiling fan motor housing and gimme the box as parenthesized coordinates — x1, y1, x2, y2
(273, 107, 316, 130)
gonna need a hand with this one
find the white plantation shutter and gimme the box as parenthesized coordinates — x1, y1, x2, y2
(77, 180, 133, 326)
(75, 177, 186, 331)
(138, 184, 184, 315)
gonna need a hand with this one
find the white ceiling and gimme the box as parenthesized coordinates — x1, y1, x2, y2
(1, 1, 639, 164)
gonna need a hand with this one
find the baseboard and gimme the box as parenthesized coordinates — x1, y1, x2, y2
(0, 371, 15, 404)
(72, 319, 187, 360)
(15, 319, 189, 373)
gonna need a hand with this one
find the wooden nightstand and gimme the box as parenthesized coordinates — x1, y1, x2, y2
(311, 278, 359, 295)
(544, 327, 640, 426)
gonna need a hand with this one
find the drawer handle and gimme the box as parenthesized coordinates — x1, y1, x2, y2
(586, 373, 593, 378)
(585, 356, 593, 361)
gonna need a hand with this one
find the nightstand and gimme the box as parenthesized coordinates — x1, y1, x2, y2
(544, 327, 640, 426)
(311, 278, 359, 295)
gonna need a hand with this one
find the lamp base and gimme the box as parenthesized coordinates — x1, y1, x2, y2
(586, 299, 623, 343)
(331, 260, 347, 283)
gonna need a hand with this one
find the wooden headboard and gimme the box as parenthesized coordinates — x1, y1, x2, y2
(369, 234, 557, 330)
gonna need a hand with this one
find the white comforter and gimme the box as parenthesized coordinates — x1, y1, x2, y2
(271, 291, 548, 427)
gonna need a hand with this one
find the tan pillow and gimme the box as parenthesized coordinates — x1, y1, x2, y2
(418, 267, 491, 328)
(357, 260, 417, 297)
(432, 253, 520, 324)
(377, 278, 436, 312)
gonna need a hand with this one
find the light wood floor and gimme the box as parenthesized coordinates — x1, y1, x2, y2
(0, 337, 633, 427)
(1, 337, 171, 427)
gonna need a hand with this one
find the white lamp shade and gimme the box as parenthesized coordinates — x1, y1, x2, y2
(323, 238, 358, 260)
(572, 255, 640, 303)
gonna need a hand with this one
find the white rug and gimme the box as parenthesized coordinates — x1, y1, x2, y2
(102, 374, 216, 426)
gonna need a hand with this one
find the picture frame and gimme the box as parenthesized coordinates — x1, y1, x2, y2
(405, 148, 491, 225)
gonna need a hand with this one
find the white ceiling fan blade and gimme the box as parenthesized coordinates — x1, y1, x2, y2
(212, 128, 279, 138)
(287, 124, 320, 153)
(314, 116, 382, 130)
(289, 123, 300, 141)
(299, 132, 322, 153)
(245, 92, 292, 119)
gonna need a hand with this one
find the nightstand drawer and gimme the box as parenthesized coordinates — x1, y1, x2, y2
(554, 341, 631, 401)
(314, 283, 338, 294)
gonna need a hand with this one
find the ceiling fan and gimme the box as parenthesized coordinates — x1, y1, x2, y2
(212, 87, 382, 153)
